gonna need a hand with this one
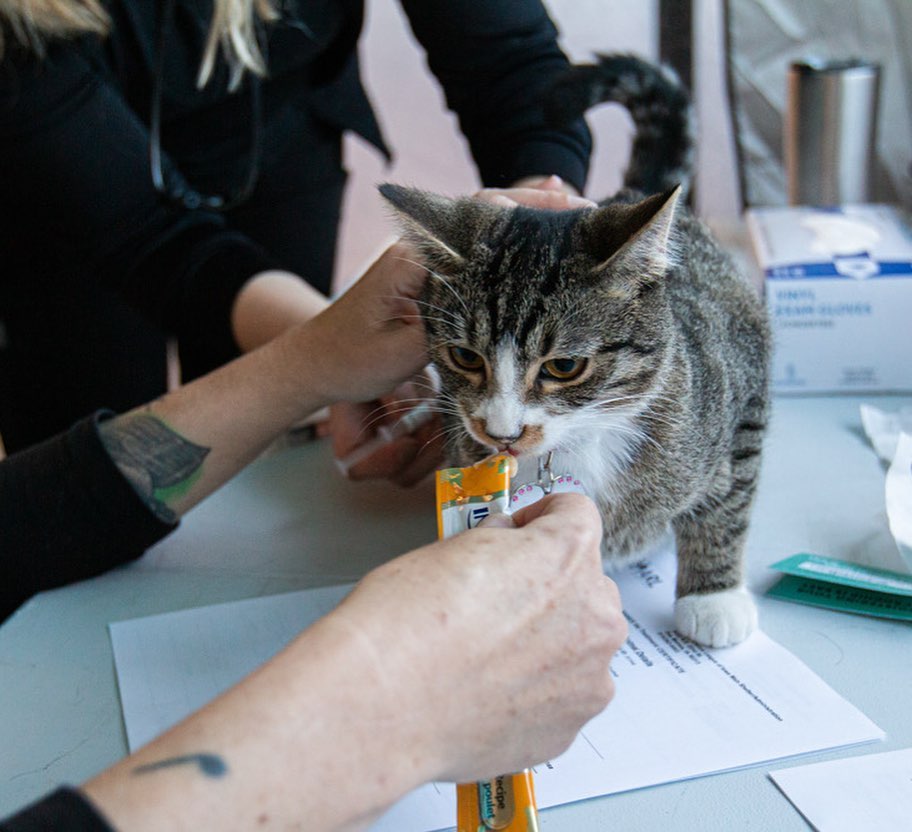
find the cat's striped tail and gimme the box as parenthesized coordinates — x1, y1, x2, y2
(545, 53, 693, 199)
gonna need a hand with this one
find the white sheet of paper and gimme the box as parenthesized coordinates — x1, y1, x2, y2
(770, 747, 912, 831)
(109, 546, 883, 832)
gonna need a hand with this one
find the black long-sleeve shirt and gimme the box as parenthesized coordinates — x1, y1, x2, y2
(0, 5, 590, 823)
(0, 415, 174, 825)
(0, 0, 590, 372)
(1, 788, 114, 832)
(0, 0, 590, 614)
(0, 411, 176, 623)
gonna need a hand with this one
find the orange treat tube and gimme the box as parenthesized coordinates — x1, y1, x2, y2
(434, 455, 541, 832)
(456, 771, 539, 832)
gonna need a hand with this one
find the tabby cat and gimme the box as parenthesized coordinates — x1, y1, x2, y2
(381, 54, 770, 648)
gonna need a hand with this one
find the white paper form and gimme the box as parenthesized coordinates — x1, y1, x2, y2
(110, 584, 351, 752)
(110, 546, 884, 832)
(770, 748, 912, 831)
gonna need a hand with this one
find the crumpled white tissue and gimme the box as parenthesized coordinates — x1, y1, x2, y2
(860, 404, 912, 463)
(886, 432, 912, 571)
(861, 404, 912, 571)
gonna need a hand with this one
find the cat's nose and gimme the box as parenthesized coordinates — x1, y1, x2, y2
(485, 426, 525, 445)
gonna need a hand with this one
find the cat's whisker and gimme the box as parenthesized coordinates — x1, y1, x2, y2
(345, 403, 403, 442)
(372, 312, 459, 331)
(426, 421, 466, 442)
(361, 403, 439, 429)
(410, 382, 442, 396)
(588, 393, 645, 410)
(627, 399, 681, 423)
(373, 290, 464, 328)
(403, 300, 465, 331)
(639, 390, 685, 411)
(398, 403, 465, 422)
(354, 397, 464, 437)
(427, 395, 467, 416)
(429, 401, 464, 415)
(396, 398, 436, 407)
(374, 396, 434, 406)
(419, 423, 468, 456)
(588, 400, 683, 437)
(432, 412, 466, 424)
(639, 412, 685, 432)
(392, 313, 457, 328)
(409, 297, 465, 323)
(393, 255, 473, 320)
(585, 422, 649, 447)
(576, 414, 665, 456)
(636, 396, 687, 428)
(358, 410, 403, 435)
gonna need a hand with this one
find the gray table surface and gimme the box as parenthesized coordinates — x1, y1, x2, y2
(2, 394, 911, 830)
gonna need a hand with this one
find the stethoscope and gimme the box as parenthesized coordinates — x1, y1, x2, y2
(149, 0, 263, 211)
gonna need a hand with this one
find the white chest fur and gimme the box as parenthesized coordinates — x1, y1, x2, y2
(513, 417, 641, 505)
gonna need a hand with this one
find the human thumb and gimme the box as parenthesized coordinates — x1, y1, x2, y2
(477, 511, 516, 529)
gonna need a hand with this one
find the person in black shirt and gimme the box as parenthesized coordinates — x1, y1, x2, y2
(0, 239, 626, 832)
(0, 0, 591, 462)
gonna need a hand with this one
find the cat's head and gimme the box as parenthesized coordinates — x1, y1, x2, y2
(380, 184, 680, 463)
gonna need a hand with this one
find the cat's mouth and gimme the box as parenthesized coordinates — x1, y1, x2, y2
(466, 418, 545, 458)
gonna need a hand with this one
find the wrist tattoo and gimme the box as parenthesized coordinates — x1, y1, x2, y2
(133, 753, 227, 778)
(99, 412, 210, 523)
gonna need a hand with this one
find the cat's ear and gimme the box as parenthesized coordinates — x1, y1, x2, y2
(379, 184, 497, 271)
(583, 186, 681, 284)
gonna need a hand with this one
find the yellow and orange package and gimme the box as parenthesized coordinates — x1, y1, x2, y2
(435, 455, 540, 832)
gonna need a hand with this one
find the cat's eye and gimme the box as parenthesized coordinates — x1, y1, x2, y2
(449, 346, 485, 372)
(540, 357, 587, 381)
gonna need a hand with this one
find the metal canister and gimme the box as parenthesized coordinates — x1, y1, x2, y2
(784, 59, 881, 205)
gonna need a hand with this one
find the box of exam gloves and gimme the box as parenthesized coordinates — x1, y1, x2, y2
(746, 204, 912, 394)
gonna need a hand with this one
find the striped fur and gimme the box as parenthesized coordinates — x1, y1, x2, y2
(380, 54, 770, 647)
(545, 53, 694, 198)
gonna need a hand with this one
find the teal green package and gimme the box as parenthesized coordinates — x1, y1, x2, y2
(767, 554, 912, 621)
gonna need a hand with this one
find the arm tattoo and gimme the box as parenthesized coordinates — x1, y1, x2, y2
(98, 413, 211, 523)
(133, 753, 228, 778)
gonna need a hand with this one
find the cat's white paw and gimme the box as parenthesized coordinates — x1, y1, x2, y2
(674, 589, 757, 648)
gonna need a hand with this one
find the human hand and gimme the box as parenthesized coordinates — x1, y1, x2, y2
(295, 242, 429, 405)
(338, 492, 627, 783)
(476, 174, 596, 210)
(82, 494, 624, 832)
(329, 375, 446, 487)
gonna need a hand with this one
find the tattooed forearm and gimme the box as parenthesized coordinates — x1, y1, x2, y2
(98, 412, 211, 523)
(133, 753, 228, 778)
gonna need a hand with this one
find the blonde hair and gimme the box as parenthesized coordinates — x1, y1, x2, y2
(198, 0, 277, 88)
(0, 0, 277, 87)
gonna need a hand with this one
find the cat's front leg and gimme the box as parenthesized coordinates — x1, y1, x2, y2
(674, 586, 756, 648)
(671, 511, 757, 648)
